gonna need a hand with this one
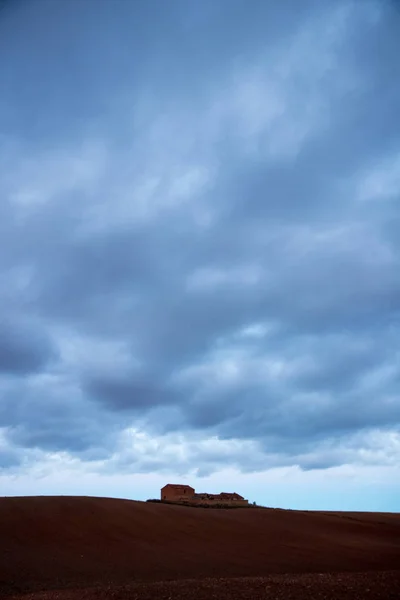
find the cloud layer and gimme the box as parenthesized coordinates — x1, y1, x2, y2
(0, 0, 399, 485)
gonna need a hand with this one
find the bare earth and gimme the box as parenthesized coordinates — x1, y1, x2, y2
(0, 496, 399, 599)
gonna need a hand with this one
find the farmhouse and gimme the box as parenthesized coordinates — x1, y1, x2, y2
(160, 483, 195, 502)
(161, 484, 248, 506)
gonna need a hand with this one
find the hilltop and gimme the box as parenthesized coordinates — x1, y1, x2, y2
(0, 496, 399, 598)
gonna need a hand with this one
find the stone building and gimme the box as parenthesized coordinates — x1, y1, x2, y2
(160, 484, 248, 506)
(161, 483, 195, 502)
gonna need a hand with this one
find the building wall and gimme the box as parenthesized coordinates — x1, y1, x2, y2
(192, 498, 248, 506)
(161, 485, 194, 502)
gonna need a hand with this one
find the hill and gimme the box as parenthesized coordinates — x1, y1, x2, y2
(0, 496, 399, 598)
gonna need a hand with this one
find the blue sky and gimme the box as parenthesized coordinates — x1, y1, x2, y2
(0, 0, 399, 511)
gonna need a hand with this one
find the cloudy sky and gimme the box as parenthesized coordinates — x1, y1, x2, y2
(0, 0, 399, 511)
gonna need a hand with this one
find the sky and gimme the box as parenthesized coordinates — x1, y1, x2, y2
(0, 0, 399, 512)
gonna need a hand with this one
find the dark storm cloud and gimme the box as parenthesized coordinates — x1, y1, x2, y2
(0, 372, 122, 461)
(84, 373, 177, 412)
(0, 319, 56, 375)
(0, 0, 399, 474)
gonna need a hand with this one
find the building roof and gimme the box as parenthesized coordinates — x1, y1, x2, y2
(161, 483, 195, 489)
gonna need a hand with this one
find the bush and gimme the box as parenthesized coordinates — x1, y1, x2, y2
(146, 499, 254, 509)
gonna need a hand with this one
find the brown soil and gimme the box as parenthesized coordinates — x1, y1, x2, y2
(0, 496, 399, 599)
